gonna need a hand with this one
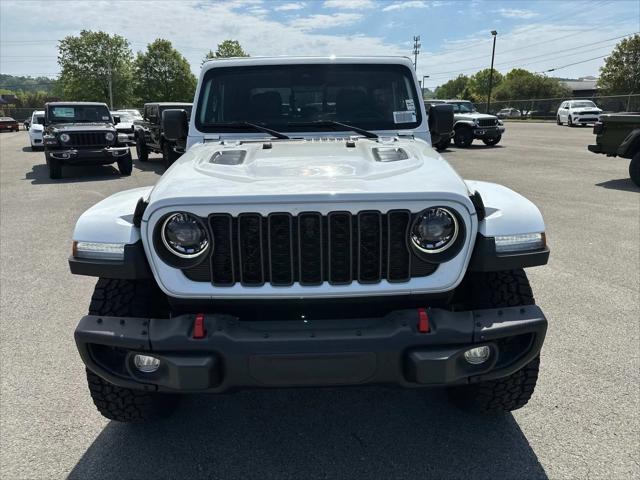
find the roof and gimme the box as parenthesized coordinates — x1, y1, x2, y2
(45, 101, 108, 106)
(144, 102, 192, 107)
(201, 56, 414, 71)
(560, 79, 598, 91)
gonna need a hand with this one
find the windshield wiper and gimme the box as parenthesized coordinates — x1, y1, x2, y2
(290, 121, 378, 139)
(214, 122, 290, 139)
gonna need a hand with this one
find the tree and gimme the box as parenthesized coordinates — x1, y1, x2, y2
(202, 40, 249, 64)
(493, 69, 571, 101)
(134, 39, 197, 103)
(434, 75, 469, 99)
(57, 30, 134, 108)
(466, 68, 503, 103)
(598, 34, 640, 95)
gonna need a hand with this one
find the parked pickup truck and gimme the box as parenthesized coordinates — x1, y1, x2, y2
(588, 113, 640, 187)
(133, 102, 192, 169)
(69, 56, 549, 423)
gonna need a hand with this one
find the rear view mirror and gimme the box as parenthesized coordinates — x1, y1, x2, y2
(162, 109, 189, 142)
(112, 115, 120, 125)
(428, 104, 454, 144)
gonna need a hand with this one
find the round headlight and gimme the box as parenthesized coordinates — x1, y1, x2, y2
(410, 207, 459, 254)
(161, 213, 209, 258)
(105, 132, 115, 142)
(59, 133, 70, 143)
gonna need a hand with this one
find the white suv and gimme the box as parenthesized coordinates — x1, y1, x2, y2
(28, 110, 45, 150)
(557, 100, 602, 126)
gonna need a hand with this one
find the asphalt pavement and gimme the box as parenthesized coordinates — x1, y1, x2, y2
(0, 123, 638, 479)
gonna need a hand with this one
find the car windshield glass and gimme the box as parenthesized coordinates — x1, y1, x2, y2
(114, 112, 133, 122)
(48, 105, 111, 123)
(195, 63, 421, 133)
(33, 115, 45, 124)
(451, 102, 476, 113)
(570, 101, 596, 108)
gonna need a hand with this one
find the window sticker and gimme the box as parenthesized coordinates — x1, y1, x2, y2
(52, 107, 75, 117)
(405, 99, 415, 111)
(393, 111, 417, 123)
(102, 116, 110, 120)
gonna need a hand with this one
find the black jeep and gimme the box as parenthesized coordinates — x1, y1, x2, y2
(43, 102, 132, 179)
(134, 102, 192, 169)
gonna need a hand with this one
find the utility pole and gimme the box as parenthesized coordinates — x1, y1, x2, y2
(412, 35, 421, 70)
(107, 66, 114, 110)
(486, 30, 498, 114)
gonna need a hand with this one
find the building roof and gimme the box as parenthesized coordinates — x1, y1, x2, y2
(560, 79, 598, 92)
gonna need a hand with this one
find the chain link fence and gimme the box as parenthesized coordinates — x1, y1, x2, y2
(477, 94, 640, 119)
(0, 107, 43, 124)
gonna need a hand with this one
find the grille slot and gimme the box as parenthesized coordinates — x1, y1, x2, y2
(477, 118, 498, 127)
(68, 131, 108, 146)
(183, 210, 438, 286)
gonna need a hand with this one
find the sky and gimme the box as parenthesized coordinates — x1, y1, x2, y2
(1, 0, 639, 89)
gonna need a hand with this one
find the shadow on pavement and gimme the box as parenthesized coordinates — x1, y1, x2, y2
(69, 387, 547, 480)
(134, 157, 166, 175)
(25, 163, 126, 185)
(595, 178, 639, 192)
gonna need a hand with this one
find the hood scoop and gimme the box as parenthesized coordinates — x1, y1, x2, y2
(209, 150, 246, 165)
(372, 147, 409, 162)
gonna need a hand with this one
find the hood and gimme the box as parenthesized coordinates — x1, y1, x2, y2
(49, 123, 115, 132)
(571, 107, 602, 113)
(30, 124, 44, 132)
(147, 138, 471, 209)
(455, 112, 497, 121)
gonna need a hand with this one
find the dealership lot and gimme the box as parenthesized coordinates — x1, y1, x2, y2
(0, 123, 638, 479)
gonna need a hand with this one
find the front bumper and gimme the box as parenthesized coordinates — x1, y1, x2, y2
(47, 146, 130, 165)
(75, 305, 547, 393)
(574, 116, 600, 124)
(473, 126, 505, 138)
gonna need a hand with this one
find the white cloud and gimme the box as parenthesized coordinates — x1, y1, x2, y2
(498, 8, 538, 19)
(274, 2, 306, 11)
(382, 1, 429, 12)
(323, 0, 374, 9)
(289, 13, 363, 31)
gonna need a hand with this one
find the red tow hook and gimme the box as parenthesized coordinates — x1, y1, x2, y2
(193, 313, 206, 339)
(417, 308, 430, 333)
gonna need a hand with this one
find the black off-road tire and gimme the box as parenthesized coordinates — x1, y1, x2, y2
(454, 126, 474, 147)
(482, 135, 502, 146)
(447, 269, 540, 413)
(45, 151, 62, 179)
(136, 135, 149, 162)
(435, 137, 452, 151)
(117, 151, 133, 176)
(629, 152, 640, 187)
(162, 141, 179, 169)
(85, 278, 176, 422)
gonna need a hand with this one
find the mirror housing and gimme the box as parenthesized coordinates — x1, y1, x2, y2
(428, 104, 454, 144)
(162, 109, 189, 142)
(112, 115, 120, 125)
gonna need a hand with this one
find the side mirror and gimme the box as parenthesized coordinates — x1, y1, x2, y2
(428, 104, 454, 143)
(112, 115, 120, 125)
(162, 109, 189, 142)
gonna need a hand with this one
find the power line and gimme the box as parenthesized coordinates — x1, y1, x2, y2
(537, 54, 611, 73)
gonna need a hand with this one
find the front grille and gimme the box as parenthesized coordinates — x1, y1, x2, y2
(578, 111, 600, 115)
(68, 131, 108, 147)
(477, 118, 498, 127)
(183, 210, 439, 286)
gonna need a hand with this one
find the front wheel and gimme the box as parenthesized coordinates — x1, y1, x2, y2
(85, 279, 176, 422)
(117, 151, 133, 176)
(482, 135, 501, 146)
(45, 151, 62, 179)
(453, 126, 474, 148)
(435, 137, 451, 151)
(447, 270, 540, 413)
(567, 116, 574, 127)
(556, 116, 562, 125)
(136, 136, 149, 162)
(629, 152, 640, 187)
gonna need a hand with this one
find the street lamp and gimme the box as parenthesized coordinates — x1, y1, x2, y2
(487, 30, 498, 114)
(422, 75, 430, 96)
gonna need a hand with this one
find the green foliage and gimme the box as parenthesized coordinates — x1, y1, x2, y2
(134, 39, 197, 103)
(202, 40, 249, 64)
(57, 30, 134, 108)
(493, 69, 571, 101)
(434, 75, 469, 99)
(465, 68, 503, 103)
(15, 91, 58, 108)
(598, 34, 640, 95)
(0, 74, 57, 94)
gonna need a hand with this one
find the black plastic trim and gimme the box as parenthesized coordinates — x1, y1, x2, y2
(68, 240, 151, 279)
(132, 197, 148, 227)
(469, 234, 550, 272)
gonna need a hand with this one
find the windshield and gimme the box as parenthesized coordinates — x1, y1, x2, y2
(195, 63, 421, 133)
(570, 101, 596, 108)
(449, 102, 477, 113)
(113, 111, 133, 122)
(123, 109, 143, 120)
(32, 112, 45, 123)
(47, 105, 112, 123)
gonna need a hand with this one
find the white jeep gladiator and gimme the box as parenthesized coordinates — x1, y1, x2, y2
(69, 57, 549, 422)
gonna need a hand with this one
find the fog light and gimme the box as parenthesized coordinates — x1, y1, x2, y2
(464, 346, 491, 365)
(133, 354, 160, 373)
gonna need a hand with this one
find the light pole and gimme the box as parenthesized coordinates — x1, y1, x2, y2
(422, 75, 430, 96)
(487, 30, 497, 114)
